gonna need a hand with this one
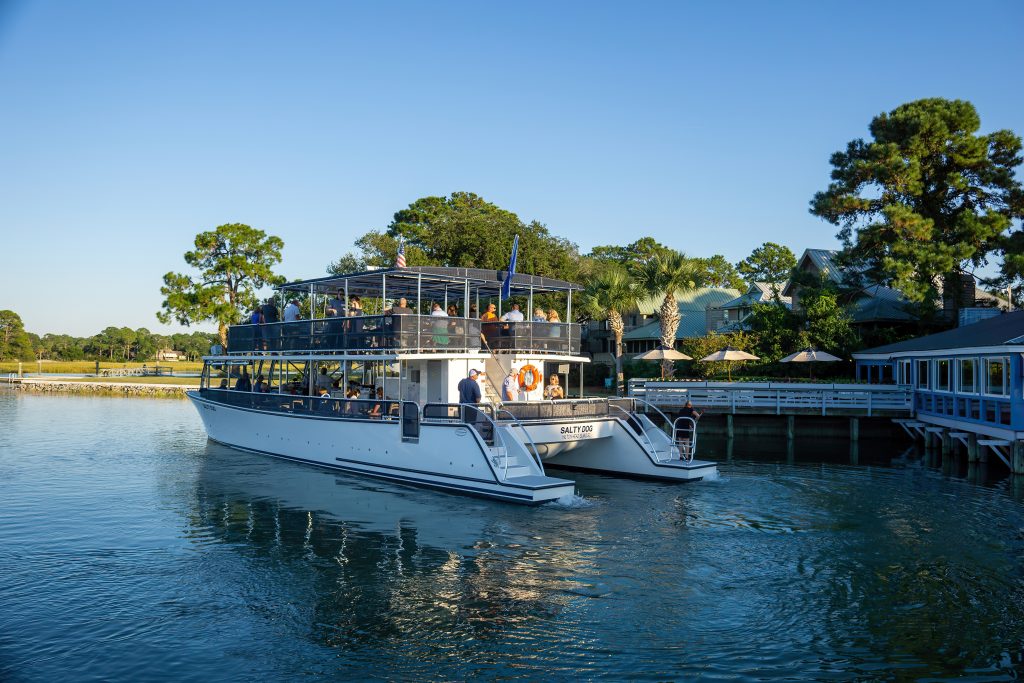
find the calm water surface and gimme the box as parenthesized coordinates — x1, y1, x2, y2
(2, 390, 1024, 681)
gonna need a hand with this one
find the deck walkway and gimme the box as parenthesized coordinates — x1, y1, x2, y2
(628, 380, 913, 417)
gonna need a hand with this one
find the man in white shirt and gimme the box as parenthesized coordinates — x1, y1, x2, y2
(502, 369, 520, 402)
(284, 300, 301, 322)
(500, 303, 524, 322)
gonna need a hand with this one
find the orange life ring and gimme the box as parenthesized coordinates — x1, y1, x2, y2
(518, 365, 541, 392)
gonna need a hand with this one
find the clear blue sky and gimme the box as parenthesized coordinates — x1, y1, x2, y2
(1, 0, 1022, 336)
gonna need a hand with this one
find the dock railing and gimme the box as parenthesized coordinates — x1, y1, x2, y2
(628, 379, 913, 417)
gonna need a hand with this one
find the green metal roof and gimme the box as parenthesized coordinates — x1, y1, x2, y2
(624, 287, 740, 341)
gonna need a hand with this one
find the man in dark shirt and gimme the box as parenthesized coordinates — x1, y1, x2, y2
(260, 299, 280, 324)
(458, 369, 482, 405)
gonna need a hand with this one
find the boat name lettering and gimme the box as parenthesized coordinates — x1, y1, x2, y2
(559, 424, 594, 440)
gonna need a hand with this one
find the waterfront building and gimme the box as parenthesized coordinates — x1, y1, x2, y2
(617, 287, 740, 355)
(853, 310, 1024, 443)
(704, 282, 791, 333)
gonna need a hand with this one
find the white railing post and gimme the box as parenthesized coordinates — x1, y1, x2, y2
(867, 391, 873, 417)
(822, 390, 827, 416)
(776, 389, 781, 415)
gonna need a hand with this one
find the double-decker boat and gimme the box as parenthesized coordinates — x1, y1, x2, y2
(188, 266, 717, 504)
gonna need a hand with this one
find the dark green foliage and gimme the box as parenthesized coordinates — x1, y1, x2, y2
(694, 254, 746, 291)
(810, 98, 1024, 319)
(351, 192, 581, 280)
(747, 302, 799, 362)
(158, 223, 285, 346)
(0, 310, 35, 360)
(737, 242, 797, 298)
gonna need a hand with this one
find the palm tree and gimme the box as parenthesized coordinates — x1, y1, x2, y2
(632, 250, 701, 379)
(579, 265, 639, 396)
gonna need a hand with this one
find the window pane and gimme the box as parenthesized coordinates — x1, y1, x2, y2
(959, 359, 975, 393)
(917, 360, 929, 389)
(936, 360, 950, 391)
(987, 359, 1006, 395)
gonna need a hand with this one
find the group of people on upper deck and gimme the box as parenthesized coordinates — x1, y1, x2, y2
(248, 294, 563, 325)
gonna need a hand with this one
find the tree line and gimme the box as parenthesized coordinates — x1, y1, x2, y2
(0, 310, 216, 362)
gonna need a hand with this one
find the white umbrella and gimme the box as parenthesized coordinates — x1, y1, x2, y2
(780, 347, 841, 379)
(698, 346, 760, 381)
(635, 346, 693, 380)
(634, 347, 693, 361)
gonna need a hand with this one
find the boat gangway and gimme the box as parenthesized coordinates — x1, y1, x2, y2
(628, 380, 913, 417)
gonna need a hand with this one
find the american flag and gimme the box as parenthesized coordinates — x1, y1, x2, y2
(396, 239, 406, 268)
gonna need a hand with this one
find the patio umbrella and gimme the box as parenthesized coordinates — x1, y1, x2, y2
(698, 346, 760, 381)
(635, 346, 693, 380)
(779, 347, 841, 379)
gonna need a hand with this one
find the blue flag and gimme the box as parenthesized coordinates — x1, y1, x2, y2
(501, 234, 519, 300)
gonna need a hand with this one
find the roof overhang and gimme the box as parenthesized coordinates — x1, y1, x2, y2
(852, 345, 1024, 361)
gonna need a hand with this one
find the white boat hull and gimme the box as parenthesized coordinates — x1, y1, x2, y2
(515, 416, 718, 481)
(187, 392, 575, 504)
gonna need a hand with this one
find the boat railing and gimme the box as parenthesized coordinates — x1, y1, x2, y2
(495, 397, 636, 422)
(608, 402, 668, 463)
(480, 321, 580, 355)
(422, 403, 497, 446)
(495, 407, 546, 472)
(201, 387, 402, 420)
(226, 314, 483, 354)
(672, 416, 697, 463)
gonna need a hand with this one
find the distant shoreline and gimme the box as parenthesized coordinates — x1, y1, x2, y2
(6, 378, 192, 399)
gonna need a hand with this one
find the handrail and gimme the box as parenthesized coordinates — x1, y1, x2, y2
(672, 416, 698, 463)
(495, 407, 546, 473)
(479, 335, 511, 401)
(461, 404, 512, 481)
(631, 397, 677, 435)
(609, 403, 666, 464)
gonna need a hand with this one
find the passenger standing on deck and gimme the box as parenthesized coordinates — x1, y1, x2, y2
(500, 303, 524, 322)
(533, 308, 547, 322)
(261, 298, 279, 323)
(481, 303, 498, 321)
(544, 374, 565, 400)
(458, 369, 482, 405)
(327, 290, 346, 317)
(502, 369, 521, 402)
(284, 300, 301, 322)
(679, 400, 703, 421)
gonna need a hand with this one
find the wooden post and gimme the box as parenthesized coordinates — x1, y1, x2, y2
(726, 414, 734, 439)
(941, 430, 951, 456)
(849, 417, 859, 444)
(786, 415, 795, 442)
(1014, 441, 1024, 475)
(967, 433, 979, 463)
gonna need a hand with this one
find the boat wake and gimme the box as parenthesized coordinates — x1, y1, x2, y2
(546, 493, 597, 509)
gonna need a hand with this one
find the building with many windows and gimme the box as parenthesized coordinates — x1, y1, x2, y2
(852, 311, 1024, 439)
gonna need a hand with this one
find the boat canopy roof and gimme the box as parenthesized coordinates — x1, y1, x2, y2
(277, 266, 583, 299)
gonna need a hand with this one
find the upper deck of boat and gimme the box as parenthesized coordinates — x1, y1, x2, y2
(225, 265, 584, 357)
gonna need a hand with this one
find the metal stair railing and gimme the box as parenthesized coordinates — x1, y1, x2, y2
(495, 407, 546, 473)
(609, 403, 667, 463)
(460, 404, 513, 481)
(671, 416, 698, 463)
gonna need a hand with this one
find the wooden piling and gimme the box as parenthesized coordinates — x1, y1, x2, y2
(726, 414, 734, 440)
(850, 417, 859, 443)
(941, 430, 951, 456)
(1013, 441, 1024, 475)
(967, 433, 979, 463)
(786, 415, 795, 441)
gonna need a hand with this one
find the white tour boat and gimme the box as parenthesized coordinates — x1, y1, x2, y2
(188, 266, 717, 504)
